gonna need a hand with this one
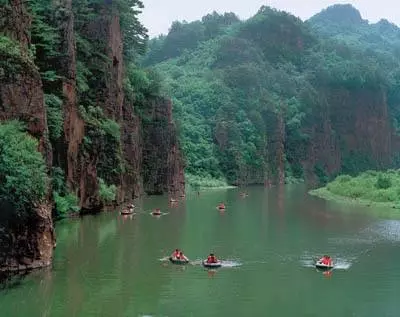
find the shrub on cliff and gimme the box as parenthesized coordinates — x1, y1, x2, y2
(53, 192, 79, 216)
(98, 178, 117, 205)
(0, 121, 48, 215)
(0, 35, 37, 81)
(45, 94, 63, 142)
(51, 167, 80, 216)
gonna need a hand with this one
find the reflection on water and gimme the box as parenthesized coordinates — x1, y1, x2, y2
(1, 185, 400, 317)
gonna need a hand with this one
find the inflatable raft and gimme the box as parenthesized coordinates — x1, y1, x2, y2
(202, 260, 222, 268)
(315, 260, 334, 270)
(169, 257, 189, 265)
(121, 209, 134, 215)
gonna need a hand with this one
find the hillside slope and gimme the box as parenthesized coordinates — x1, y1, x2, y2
(145, 5, 400, 186)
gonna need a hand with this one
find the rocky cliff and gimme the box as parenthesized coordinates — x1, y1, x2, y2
(0, 0, 55, 271)
(72, 2, 185, 205)
(301, 88, 399, 183)
(0, 0, 184, 271)
(142, 98, 185, 197)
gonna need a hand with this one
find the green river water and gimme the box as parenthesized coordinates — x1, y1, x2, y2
(1, 185, 400, 316)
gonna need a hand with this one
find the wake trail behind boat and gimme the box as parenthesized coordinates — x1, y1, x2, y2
(149, 212, 169, 217)
(220, 260, 242, 268)
(185, 259, 242, 268)
(333, 259, 352, 270)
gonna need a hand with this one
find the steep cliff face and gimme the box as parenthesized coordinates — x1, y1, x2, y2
(75, 4, 184, 203)
(329, 88, 393, 165)
(142, 98, 185, 197)
(0, 0, 52, 167)
(105, 14, 124, 120)
(0, 0, 55, 271)
(302, 88, 399, 182)
(0, 204, 54, 272)
(0, 0, 184, 272)
(56, 0, 87, 206)
(104, 13, 126, 200)
(120, 103, 142, 200)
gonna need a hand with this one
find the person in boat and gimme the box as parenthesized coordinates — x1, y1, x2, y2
(178, 251, 189, 261)
(171, 249, 180, 259)
(218, 203, 225, 209)
(320, 255, 332, 266)
(207, 253, 218, 263)
(121, 207, 133, 214)
(153, 208, 161, 215)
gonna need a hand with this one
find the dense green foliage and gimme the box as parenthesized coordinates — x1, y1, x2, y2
(51, 167, 79, 217)
(98, 178, 117, 205)
(45, 94, 63, 142)
(318, 170, 400, 204)
(145, 5, 400, 185)
(53, 192, 79, 216)
(144, 11, 240, 65)
(0, 35, 36, 80)
(0, 122, 48, 216)
(185, 173, 228, 190)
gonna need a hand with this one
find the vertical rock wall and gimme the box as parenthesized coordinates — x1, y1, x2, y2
(0, 0, 55, 271)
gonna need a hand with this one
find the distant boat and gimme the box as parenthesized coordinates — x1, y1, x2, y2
(121, 208, 134, 215)
(217, 203, 226, 210)
(152, 208, 162, 216)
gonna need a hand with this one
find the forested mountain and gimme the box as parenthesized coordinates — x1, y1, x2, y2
(144, 4, 400, 187)
(0, 0, 184, 271)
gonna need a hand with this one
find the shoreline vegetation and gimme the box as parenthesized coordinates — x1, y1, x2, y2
(185, 173, 304, 191)
(309, 170, 400, 210)
(185, 173, 236, 190)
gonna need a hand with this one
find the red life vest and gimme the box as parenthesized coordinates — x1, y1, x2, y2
(321, 257, 330, 265)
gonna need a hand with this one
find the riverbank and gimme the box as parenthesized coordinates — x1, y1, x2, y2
(309, 170, 400, 210)
(309, 187, 400, 209)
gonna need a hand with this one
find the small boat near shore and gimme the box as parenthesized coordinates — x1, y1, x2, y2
(121, 203, 135, 215)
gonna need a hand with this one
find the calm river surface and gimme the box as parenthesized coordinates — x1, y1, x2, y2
(1, 185, 400, 316)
